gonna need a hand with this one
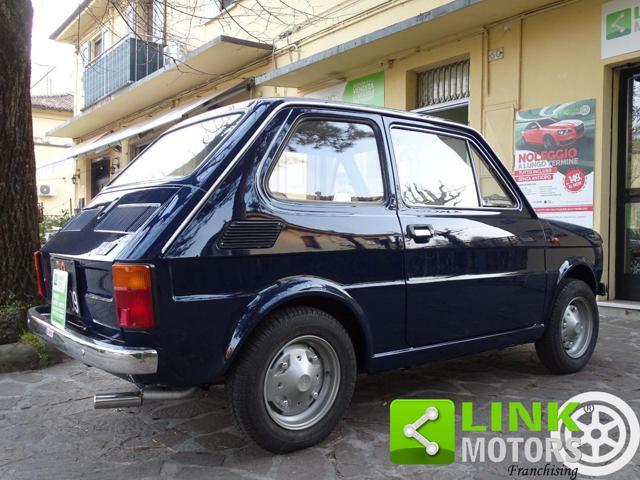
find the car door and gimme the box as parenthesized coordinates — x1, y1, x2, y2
(384, 117, 547, 347)
(251, 109, 407, 353)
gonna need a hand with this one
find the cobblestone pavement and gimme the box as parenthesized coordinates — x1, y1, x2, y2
(1, 313, 639, 480)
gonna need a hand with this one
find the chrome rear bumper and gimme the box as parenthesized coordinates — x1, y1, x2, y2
(27, 306, 158, 375)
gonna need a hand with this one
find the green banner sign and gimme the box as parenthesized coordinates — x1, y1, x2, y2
(342, 71, 385, 107)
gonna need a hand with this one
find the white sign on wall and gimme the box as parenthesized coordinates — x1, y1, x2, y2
(602, 0, 640, 59)
(302, 82, 347, 101)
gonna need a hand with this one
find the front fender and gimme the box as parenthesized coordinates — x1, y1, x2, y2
(542, 256, 598, 323)
(223, 276, 373, 369)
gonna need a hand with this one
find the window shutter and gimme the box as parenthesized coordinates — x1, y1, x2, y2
(101, 28, 109, 50)
(125, 4, 137, 34)
(417, 60, 470, 109)
(81, 41, 91, 66)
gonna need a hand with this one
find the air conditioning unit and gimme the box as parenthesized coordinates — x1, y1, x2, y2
(163, 42, 186, 61)
(38, 184, 56, 197)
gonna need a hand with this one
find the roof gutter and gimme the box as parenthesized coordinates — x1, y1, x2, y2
(255, 0, 483, 86)
(49, 0, 94, 41)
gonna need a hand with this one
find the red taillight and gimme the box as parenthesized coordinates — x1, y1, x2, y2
(33, 251, 44, 297)
(112, 264, 155, 329)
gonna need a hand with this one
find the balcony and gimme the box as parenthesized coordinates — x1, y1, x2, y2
(51, 36, 272, 138)
(83, 36, 164, 109)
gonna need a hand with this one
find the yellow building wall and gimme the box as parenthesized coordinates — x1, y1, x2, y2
(486, 0, 616, 295)
(204, 0, 453, 64)
(33, 109, 76, 215)
(518, 0, 612, 293)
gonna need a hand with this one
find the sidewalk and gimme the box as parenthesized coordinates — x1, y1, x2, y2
(0, 314, 638, 479)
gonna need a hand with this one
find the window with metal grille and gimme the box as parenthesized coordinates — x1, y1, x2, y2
(416, 60, 470, 109)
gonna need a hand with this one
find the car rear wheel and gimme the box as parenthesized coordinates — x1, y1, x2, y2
(226, 306, 357, 453)
(535, 279, 598, 373)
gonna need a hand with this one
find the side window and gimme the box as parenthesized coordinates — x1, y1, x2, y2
(390, 128, 479, 208)
(93, 35, 103, 59)
(469, 145, 516, 208)
(268, 119, 384, 203)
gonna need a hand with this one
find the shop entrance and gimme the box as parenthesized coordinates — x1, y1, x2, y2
(90, 157, 110, 198)
(415, 100, 468, 125)
(616, 68, 640, 300)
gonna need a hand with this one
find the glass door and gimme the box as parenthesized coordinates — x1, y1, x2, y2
(90, 157, 111, 198)
(616, 70, 640, 300)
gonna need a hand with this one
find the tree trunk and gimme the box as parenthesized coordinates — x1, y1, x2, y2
(0, 0, 39, 303)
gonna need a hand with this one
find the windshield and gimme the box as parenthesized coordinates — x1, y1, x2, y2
(537, 118, 557, 127)
(110, 113, 242, 186)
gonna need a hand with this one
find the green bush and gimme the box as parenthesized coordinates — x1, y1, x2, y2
(39, 210, 73, 244)
(0, 300, 31, 344)
(0, 299, 30, 321)
(20, 331, 48, 367)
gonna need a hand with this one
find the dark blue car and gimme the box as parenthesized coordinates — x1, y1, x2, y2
(29, 98, 605, 452)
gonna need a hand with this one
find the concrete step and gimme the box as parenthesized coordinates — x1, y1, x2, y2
(598, 300, 640, 320)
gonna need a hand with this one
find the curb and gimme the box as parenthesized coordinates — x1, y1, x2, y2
(0, 342, 39, 374)
(0, 342, 67, 374)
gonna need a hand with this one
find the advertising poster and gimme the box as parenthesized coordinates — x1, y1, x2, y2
(514, 99, 596, 228)
(304, 71, 385, 107)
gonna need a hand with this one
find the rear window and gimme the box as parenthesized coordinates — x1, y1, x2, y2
(110, 113, 242, 186)
(267, 119, 384, 203)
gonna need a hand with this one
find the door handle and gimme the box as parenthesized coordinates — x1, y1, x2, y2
(407, 224, 435, 242)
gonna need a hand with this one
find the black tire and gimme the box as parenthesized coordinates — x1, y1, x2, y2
(535, 279, 599, 374)
(226, 306, 357, 453)
(543, 134, 556, 149)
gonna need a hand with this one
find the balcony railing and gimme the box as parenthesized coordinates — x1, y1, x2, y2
(83, 36, 164, 109)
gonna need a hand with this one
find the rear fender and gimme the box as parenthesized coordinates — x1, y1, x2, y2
(223, 276, 373, 370)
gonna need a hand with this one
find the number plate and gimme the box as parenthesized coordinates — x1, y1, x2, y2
(51, 268, 68, 328)
(50, 257, 82, 322)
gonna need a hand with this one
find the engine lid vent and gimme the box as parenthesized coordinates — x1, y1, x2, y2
(95, 204, 159, 233)
(219, 220, 283, 250)
(63, 209, 99, 231)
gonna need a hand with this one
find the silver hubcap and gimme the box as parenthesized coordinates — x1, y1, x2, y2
(263, 335, 340, 430)
(561, 297, 593, 359)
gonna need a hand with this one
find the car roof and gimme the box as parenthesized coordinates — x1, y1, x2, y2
(167, 97, 479, 137)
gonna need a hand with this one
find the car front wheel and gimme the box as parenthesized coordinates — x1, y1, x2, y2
(543, 134, 556, 149)
(226, 306, 357, 453)
(535, 279, 599, 373)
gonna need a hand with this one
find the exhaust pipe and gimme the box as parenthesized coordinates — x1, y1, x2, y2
(93, 391, 142, 409)
(94, 387, 198, 409)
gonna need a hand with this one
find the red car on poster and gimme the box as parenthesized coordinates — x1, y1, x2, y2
(521, 117, 585, 149)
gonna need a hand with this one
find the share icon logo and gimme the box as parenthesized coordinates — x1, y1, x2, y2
(390, 399, 455, 464)
(403, 406, 440, 455)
